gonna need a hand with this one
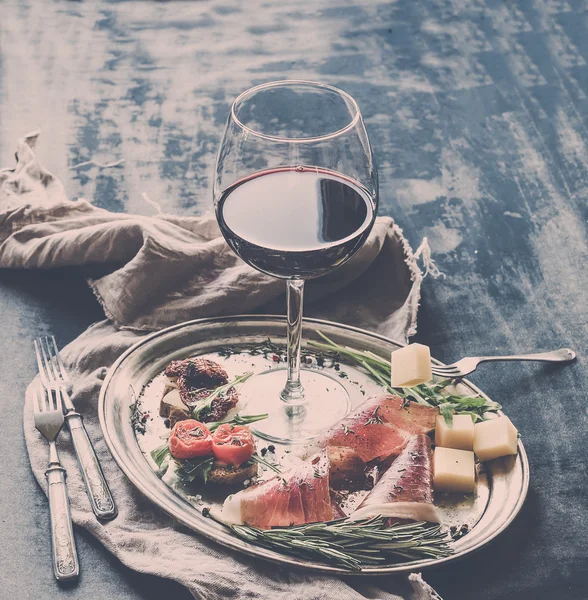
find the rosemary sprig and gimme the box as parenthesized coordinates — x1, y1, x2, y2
(129, 385, 148, 435)
(250, 452, 282, 476)
(217, 338, 282, 359)
(365, 406, 384, 425)
(203, 510, 451, 570)
(191, 372, 253, 420)
(309, 332, 501, 425)
(206, 412, 269, 432)
(250, 452, 287, 485)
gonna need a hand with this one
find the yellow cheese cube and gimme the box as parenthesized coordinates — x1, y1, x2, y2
(435, 414, 475, 451)
(433, 447, 476, 493)
(390, 343, 432, 387)
(473, 416, 518, 462)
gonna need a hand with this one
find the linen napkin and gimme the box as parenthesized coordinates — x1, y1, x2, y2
(2, 132, 442, 600)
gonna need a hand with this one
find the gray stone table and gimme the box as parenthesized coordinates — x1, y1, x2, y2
(1, 1, 586, 599)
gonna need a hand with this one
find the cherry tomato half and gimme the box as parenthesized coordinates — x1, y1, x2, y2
(169, 420, 213, 459)
(212, 424, 255, 467)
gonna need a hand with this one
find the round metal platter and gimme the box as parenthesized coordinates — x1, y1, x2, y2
(98, 316, 529, 575)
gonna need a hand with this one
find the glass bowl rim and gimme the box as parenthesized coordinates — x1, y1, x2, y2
(230, 80, 362, 143)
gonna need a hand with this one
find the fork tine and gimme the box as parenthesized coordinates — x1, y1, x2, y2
(50, 335, 68, 383)
(53, 386, 64, 413)
(38, 338, 52, 382)
(32, 382, 43, 415)
(433, 366, 461, 376)
(46, 387, 55, 413)
(39, 385, 48, 413)
(39, 382, 52, 412)
(34, 340, 50, 389)
(43, 381, 55, 411)
(40, 337, 59, 384)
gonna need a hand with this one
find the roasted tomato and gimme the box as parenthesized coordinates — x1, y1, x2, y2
(212, 424, 255, 467)
(169, 420, 213, 459)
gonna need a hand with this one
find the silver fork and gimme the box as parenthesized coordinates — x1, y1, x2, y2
(32, 382, 80, 581)
(431, 347, 576, 378)
(35, 336, 117, 520)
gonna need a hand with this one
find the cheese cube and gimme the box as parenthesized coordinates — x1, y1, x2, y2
(473, 416, 518, 462)
(435, 414, 475, 451)
(390, 343, 432, 387)
(433, 447, 476, 493)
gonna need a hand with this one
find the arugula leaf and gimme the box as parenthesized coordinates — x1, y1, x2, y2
(176, 456, 215, 484)
(438, 402, 455, 427)
(457, 410, 483, 423)
(151, 445, 215, 484)
(151, 444, 171, 468)
(402, 387, 431, 406)
(445, 395, 488, 408)
(431, 379, 454, 393)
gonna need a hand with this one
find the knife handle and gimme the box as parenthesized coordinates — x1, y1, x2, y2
(65, 410, 118, 520)
(46, 461, 80, 581)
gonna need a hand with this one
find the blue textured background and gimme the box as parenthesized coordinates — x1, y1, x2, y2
(0, 1, 586, 598)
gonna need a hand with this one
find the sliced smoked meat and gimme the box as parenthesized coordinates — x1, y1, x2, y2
(351, 433, 439, 523)
(221, 450, 333, 529)
(307, 395, 437, 485)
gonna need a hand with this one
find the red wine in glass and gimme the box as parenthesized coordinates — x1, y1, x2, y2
(216, 166, 375, 279)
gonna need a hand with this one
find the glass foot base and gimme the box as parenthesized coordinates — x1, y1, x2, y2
(239, 368, 351, 444)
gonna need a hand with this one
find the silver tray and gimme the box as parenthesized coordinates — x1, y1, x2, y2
(98, 316, 529, 574)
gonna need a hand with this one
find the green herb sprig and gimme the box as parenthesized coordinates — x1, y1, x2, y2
(150, 445, 214, 484)
(203, 510, 451, 570)
(250, 452, 282, 476)
(176, 456, 215, 484)
(217, 338, 282, 359)
(191, 372, 253, 420)
(308, 332, 501, 425)
(250, 452, 287, 485)
(206, 412, 269, 432)
(130, 385, 148, 435)
(151, 444, 171, 469)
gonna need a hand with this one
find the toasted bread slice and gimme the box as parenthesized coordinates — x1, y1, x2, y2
(169, 406, 191, 428)
(208, 461, 258, 486)
(160, 388, 186, 418)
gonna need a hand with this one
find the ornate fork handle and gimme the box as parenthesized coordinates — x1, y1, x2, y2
(46, 461, 79, 581)
(65, 408, 117, 520)
(474, 348, 576, 364)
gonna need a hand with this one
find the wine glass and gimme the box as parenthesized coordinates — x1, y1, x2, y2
(214, 80, 378, 443)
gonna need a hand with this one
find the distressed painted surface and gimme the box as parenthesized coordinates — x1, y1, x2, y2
(0, 1, 587, 599)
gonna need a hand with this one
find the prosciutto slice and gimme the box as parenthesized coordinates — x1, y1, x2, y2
(221, 451, 333, 528)
(309, 395, 437, 485)
(351, 434, 439, 523)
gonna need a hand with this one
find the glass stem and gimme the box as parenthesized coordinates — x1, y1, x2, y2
(280, 278, 306, 405)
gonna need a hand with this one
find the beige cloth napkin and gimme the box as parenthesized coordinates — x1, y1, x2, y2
(1, 133, 441, 600)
